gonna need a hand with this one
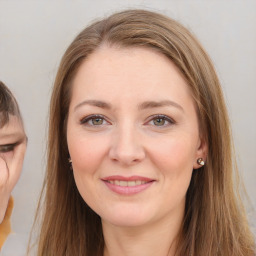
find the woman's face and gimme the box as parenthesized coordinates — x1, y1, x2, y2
(67, 46, 206, 227)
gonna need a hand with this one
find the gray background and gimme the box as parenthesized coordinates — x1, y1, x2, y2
(0, 1, 255, 255)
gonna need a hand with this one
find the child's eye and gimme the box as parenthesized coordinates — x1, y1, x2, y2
(0, 144, 16, 153)
(147, 115, 175, 127)
(80, 115, 109, 126)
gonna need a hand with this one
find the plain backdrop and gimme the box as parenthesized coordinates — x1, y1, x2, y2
(0, 1, 255, 255)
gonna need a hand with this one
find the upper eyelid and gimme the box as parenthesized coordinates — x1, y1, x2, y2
(0, 143, 18, 147)
(146, 114, 175, 123)
(80, 114, 110, 124)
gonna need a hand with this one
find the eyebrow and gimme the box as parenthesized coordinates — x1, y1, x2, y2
(74, 100, 111, 111)
(74, 99, 184, 112)
(138, 100, 184, 111)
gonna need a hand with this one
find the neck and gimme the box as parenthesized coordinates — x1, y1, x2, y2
(102, 211, 183, 256)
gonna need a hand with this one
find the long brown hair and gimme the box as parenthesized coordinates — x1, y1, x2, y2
(31, 9, 255, 255)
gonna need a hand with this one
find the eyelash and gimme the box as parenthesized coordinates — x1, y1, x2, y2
(0, 143, 17, 153)
(80, 114, 175, 128)
(80, 114, 109, 126)
(147, 114, 175, 127)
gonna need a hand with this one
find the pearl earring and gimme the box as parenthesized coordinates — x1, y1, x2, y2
(197, 158, 205, 166)
(68, 158, 73, 170)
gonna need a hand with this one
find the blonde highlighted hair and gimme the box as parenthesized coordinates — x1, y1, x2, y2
(31, 9, 255, 255)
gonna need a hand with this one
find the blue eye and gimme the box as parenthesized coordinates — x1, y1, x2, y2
(148, 115, 174, 127)
(80, 115, 108, 126)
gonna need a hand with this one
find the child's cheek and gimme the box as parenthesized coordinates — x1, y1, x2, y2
(0, 152, 14, 163)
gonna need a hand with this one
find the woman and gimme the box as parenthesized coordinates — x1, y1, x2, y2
(33, 10, 255, 255)
(0, 81, 27, 249)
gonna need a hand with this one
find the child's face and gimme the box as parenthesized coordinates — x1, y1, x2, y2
(0, 115, 26, 223)
(0, 115, 26, 159)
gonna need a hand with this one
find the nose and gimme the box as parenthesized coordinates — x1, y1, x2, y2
(108, 124, 146, 166)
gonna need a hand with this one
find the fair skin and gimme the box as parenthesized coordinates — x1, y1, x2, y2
(0, 115, 26, 223)
(67, 46, 206, 256)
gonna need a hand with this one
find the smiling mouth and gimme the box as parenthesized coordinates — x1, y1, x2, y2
(106, 180, 150, 186)
(102, 176, 155, 195)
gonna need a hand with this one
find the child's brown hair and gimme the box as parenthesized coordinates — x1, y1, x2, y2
(0, 80, 22, 128)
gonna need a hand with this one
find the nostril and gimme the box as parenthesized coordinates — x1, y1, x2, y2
(109, 147, 145, 165)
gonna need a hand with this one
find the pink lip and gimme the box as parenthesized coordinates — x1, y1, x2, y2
(102, 175, 155, 195)
(102, 175, 153, 182)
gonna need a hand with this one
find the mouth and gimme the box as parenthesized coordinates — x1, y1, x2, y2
(101, 176, 155, 195)
(106, 180, 150, 186)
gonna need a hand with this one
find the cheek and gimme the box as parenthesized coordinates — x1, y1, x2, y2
(67, 133, 109, 206)
(148, 136, 195, 208)
(148, 134, 196, 173)
(0, 151, 14, 162)
(67, 132, 109, 175)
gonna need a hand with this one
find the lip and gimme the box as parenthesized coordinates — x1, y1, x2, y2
(102, 175, 155, 195)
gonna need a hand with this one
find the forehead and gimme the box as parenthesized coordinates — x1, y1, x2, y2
(0, 115, 25, 141)
(70, 46, 193, 108)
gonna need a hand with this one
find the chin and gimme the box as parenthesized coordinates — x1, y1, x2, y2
(104, 216, 150, 228)
(99, 206, 154, 228)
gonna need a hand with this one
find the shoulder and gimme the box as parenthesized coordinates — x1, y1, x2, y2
(0, 196, 14, 249)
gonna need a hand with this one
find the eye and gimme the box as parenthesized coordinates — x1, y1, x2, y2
(0, 144, 16, 153)
(147, 115, 175, 127)
(80, 115, 109, 126)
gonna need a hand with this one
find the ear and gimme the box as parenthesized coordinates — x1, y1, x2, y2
(193, 136, 208, 169)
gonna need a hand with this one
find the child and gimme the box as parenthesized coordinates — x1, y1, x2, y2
(0, 81, 26, 249)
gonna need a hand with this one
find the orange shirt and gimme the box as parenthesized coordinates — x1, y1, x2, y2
(0, 196, 14, 249)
